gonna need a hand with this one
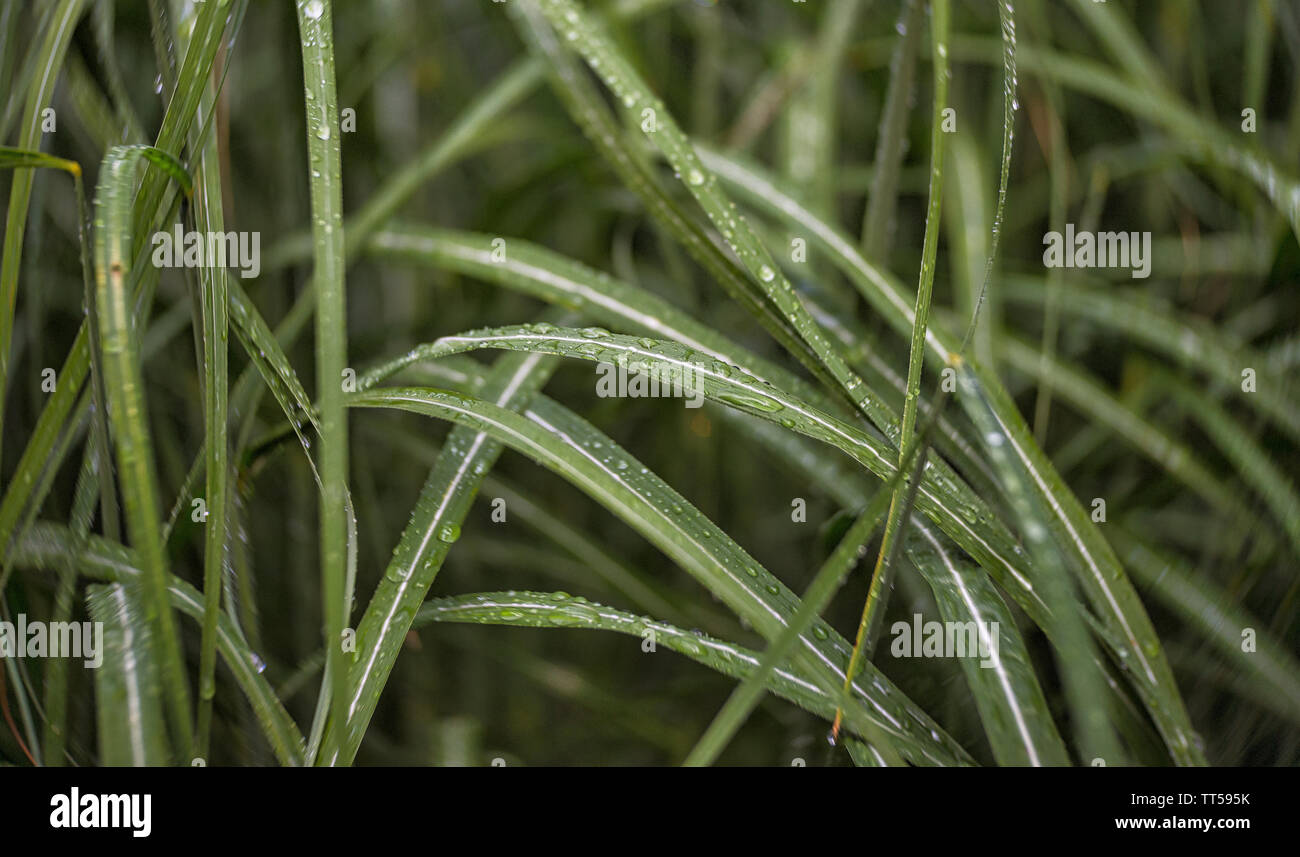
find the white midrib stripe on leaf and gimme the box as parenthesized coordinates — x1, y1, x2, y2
(986, 399, 1156, 685)
(112, 585, 148, 766)
(917, 523, 1041, 765)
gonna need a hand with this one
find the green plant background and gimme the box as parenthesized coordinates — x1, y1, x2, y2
(0, 0, 1297, 766)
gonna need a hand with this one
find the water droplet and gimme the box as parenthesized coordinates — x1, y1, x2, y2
(758, 265, 776, 282)
(316, 122, 331, 140)
(687, 169, 705, 186)
(303, 0, 323, 20)
(717, 391, 784, 413)
(437, 523, 461, 543)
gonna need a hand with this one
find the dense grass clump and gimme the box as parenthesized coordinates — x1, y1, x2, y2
(0, 0, 1297, 767)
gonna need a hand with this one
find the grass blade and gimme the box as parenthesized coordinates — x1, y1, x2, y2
(87, 583, 170, 765)
(0, 0, 86, 469)
(417, 590, 933, 764)
(294, 0, 350, 762)
(93, 144, 195, 755)
(841, 0, 951, 705)
(16, 525, 306, 764)
(350, 385, 972, 765)
(329, 350, 557, 765)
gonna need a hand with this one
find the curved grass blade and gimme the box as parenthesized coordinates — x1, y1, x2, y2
(361, 323, 1045, 616)
(94, 144, 195, 755)
(1000, 276, 1300, 444)
(417, 590, 933, 763)
(905, 525, 1070, 765)
(14, 524, 307, 765)
(350, 386, 973, 765)
(0, 148, 113, 593)
(0, 147, 81, 175)
(0, 0, 87, 468)
(684, 415, 939, 767)
(954, 360, 1125, 765)
(525, 0, 901, 437)
(87, 583, 170, 766)
(369, 225, 837, 414)
(364, 358, 743, 637)
(0, 0, 236, 576)
(506, 0, 832, 399)
(701, 146, 1203, 762)
(951, 35, 1300, 244)
(327, 351, 558, 765)
(370, 223, 1002, 528)
(998, 336, 1242, 526)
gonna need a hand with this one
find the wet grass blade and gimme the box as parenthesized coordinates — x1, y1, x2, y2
(417, 590, 931, 763)
(0, 0, 87, 470)
(954, 360, 1124, 765)
(684, 421, 934, 767)
(369, 225, 837, 413)
(842, 0, 951, 699)
(0, 0, 235, 580)
(507, 0, 831, 397)
(905, 525, 1070, 765)
(93, 144, 196, 756)
(701, 146, 1203, 761)
(87, 583, 171, 765)
(189, 94, 231, 764)
(526, 0, 899, 435)
(359, 324, 1042, 615)
(295, 0, 350, 762)
(999, 337, 1241, 523)
(15, 525, 306, 764)
(350, 385, 973, 765)
(328, 351, 557, 765)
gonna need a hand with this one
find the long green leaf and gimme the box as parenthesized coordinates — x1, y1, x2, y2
(295, 0, 350, 762)
(0, 0, 86, 469)
(701, 146, 1203, 763)
(93, 144, 195, 755)
(87, 583, 170, 766)
(350, 385, 973, 765)
(15, 524, 306, 765)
